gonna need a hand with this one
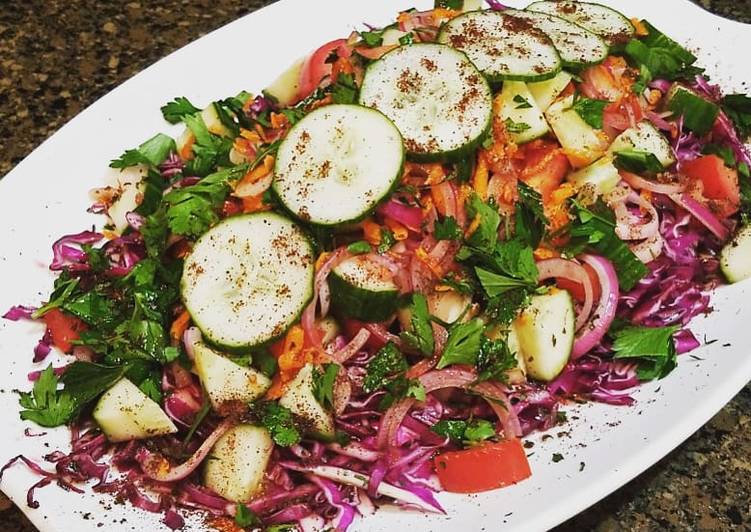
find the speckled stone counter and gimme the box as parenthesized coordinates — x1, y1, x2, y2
(0, 1, 749, 530)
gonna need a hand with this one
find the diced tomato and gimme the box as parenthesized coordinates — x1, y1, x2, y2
(555, 263, 601, 303)
(513, 140, 570, 203)
(434, 438, 532, 493)
(298, 38, 349, 101)
(42, 309, 86, 353)
(221, 198, 243, 218)
(682, 155, 740, 217)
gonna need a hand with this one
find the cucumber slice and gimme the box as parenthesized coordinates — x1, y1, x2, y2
(329, 254, 399, 322)
(381, 28, 408, 46)
(273, 104, 404, 226)
(193, 342, 271, 413)
(359, 43, 492, 162)
(93, 379, 177, 442)
(545, 94, 608, 167)
(666, 84, 720, 136)
(437, 10, 561, 82)
(485, 323, 527, 377)
(279, 363, 335, 439)
(101, 165, 147, 234)
(503, 9, 608, 68)
(428, 290, 473, 324)
(720, 225, 751, 283)
(526, 1, 635, 49)
(567, 155, 621, 196)
(527, 71, 573, 112)
(203, 424, 273, 503)
(607, 121, 676, 168)
(514, 288, 575, 382)
(497, 81, 550, 144)
(264, 57, 305, 107)
(201, 104, 232, 137)
(181, 212, 315, 352)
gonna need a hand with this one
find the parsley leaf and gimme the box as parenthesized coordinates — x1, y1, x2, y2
(258, 402, 301, 447)
(476, 334, 517, 382)
(434, 216, 462, 241)
(476, 239, 538, 295)
(110, 133, 176, 169)
(571, 95, 609, 129)
(18, 365, 76, 427)
(504, 118, 531, 133)
(363, 343, 409, 394)
(722, 93, 751, 140)
(513, 94, 533, 109)
(160, 96, 201, 124)
(485, 287, 531, 326)
(567, 201, 648, 291)
(431, 419, 467, 441)
(438, 272, 475, 295)
(399, 293, 435, 356)
(399, 33, 414, 45)
(612, 325, 679, 381)
(515, 181, 548, 248)
(613, 149, 664, 174)
(475, 266, 534, 297)
(435, 0, 463, 8)
(431, 418, 496, 444)
(234, 504, 260, 528)
(313, 363, 340, 410)
(463, 419, 496, 443)
(465, 193, 501, 253)
(182, 112, 234, 176)
(437, 318, 484, 369)
(378, 227, 396, 253)
(347, 240, 371, 254)
(331, 73, 359, 105)
(360, 30, 384, 47)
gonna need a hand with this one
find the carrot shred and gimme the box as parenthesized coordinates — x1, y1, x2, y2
(179, 133, 195, 161)
(170, 310, 191, 344)
(465, 214, 481, 239)
(472, 152, 489, 201)
(240, 128, 262, 142)
(235, 155, 274, 192)
(631, 17, 648, 36)
(361, 219, 382, 245)
(241, 194, 269, 213)
(270, 112, 289, 130)
(384, 218, 408, 241)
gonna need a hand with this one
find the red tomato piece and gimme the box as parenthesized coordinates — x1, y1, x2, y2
(434, 438, 532, 493)
(297, 38, 349, 101)
(682, 154, 740, 217)
(514, 140, 570, 203)
(43, 309, 86, 353)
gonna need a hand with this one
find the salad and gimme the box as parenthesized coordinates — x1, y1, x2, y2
(3, 1, 751, 530)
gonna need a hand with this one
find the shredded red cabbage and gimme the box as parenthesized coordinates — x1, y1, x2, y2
(50, 231, 103, 272)
(2, 305, 36, 321)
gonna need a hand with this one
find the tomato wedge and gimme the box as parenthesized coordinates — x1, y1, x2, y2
(297, 38, 349, 101)
(42, 308, 86, 353)
(513, 140, 570, 203)
(681, 154, 740, 217)
(434, 438, 532, 493)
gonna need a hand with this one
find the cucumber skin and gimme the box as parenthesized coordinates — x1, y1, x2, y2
(328, 270, 400, 322)
(359, 45, 493, 163)
(272, 104, 406, 226)
(180, 212, 315, 355)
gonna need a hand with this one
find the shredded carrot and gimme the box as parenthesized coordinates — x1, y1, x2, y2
(102, 229, 119, 240)
(472, 152, 489, 201)
(432, 7, 460, 21)
(270, 112, 289, 130)
(239, 128, 262, 143)
(533, 246, 559, 260)
(236, 155, 274, 191)
(265, 324, 309, 400)
(465, 213, 481, 239)
(397, 11, 411, 25)
(546, 182, 576, 234)
(384, 218, 408, 241)
(425, 163, 446, 185)
(331, 56, 354, 82)
(415, 246, 443, 278)
(631, 17, 648, 36)
(431, 184, 450, 217)
(208, 517, 246, 532)
(170, 310, 191, 344)
(316, 251, 333, 271)
(241, 194, 268, 213)
(179, 133, 195, 161)
(361, 219, 382, 246)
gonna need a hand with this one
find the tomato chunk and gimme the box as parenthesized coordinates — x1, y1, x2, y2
(434, 438, 532, 493)
(513, 140, 570, 203)
(681, 154, 740, 217)
(297, 38, 349, 101)
(43, 308, 86, 353)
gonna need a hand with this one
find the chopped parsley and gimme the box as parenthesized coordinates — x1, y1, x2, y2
(504, 117, 531, 133)
(571, 94, 609, 129)
(475, 335, 517, 382)
(612, 325, 680, 381)
(513, 94, 533, 109)
(431, 418, 496, 444)
(234, 504, 260, 528)
(434, 216, 463, 241)
(362, 342, 409, 394)
(399, 293, 435, 356)
(257, 402, 301, 447)
(437, 318, 484, 368)
(347, 240, 372, 254)
(110, 133, 176, 169)
(18, 366, 77, 428)
(312, 363, 340, 410)
(160, 96, 201, 124)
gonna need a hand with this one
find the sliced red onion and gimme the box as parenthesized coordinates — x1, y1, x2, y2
(138, 419, 233, 482)
(630, 234, 664, 263)
(668, 193, 730, 241)
(572, 255, 619, 359)
(536, 258, 594, 331)
(3, 305, 36, 321)
(648, 79, 672, 92)
(378, 199, 423, 232)
(613, 191, 660, 242)
(303, 248, 352, 347)
(327, 442, 382, 462)
(182, 327, 202, 361)
(330, 328, 370, 364)
(125, 211, 146, 231)
(619, 171, 686, 195)
(646, 110, 673, 132)
(364, 322, 401, 346)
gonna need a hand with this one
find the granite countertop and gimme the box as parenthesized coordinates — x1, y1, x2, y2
(0, 1, 749, 530)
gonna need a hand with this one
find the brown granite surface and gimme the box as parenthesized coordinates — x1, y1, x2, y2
(0, 1, 749, 530)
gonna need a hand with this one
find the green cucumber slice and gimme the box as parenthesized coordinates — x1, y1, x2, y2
(527, 71, 573, 111)
(329, 254, 399, 322)
(666, 84, 720, 135)
(273, 104, 404, 226)
(181, 212, 315, 352)
(720, 225, 751, 283)
(359, 43, 492, 162)
(526, 1, 635, 49)
(279, 363, 335, 439)
(497, 81, 550, 144)
(607, 121, 676, 168)
(437, 10, 562, 82)
(567, 155, 621, 196)
(503, 8, 608, 68)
